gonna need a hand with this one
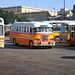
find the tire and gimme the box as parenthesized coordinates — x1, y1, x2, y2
(55, 37, 59, 43)
(13, 39, 19, 46)
(29, 41, 33, 48)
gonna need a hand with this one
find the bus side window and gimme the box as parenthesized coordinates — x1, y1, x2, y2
(22, 27, 24, 32)
(21, 26, 23, 32)
(18, 27, 19, 32)
(11, 26, 12, 31)
(15, 26, 17, 31)
(14, 26, 16, 31)
(18, 26, 21, 32)
(24, 27, 26, 32)
(30, 27, 32, 33)
(11, 26, 14, 31)
(16, 26, 18, 31)
(19, 26, 21, 32)
(27, 27, 29, 33)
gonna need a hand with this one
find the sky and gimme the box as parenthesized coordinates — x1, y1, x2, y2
(0, 0, 75, 11)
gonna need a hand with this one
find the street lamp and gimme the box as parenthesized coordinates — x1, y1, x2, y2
(54, 8, 55, 20)
(64, 0, 65, 20)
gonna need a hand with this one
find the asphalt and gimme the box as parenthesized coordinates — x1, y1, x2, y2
(0, 36, 75, 75)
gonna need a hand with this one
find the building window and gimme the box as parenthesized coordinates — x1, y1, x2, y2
(25, 10, 26, 12)
(17, 10, 20, 13)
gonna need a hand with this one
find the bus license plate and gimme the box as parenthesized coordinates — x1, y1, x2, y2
(43, 42, 47, 44)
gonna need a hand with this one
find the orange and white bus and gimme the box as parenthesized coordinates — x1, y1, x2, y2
(43, 21, 74, 43)
(0, 18, 5, 48)
(5, 24, 11, 35)
(59, 22, 75, 45)
(9, 22, 55, 48)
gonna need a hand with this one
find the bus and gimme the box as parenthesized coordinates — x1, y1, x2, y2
(0, 18, 5, 48)
(59, 22, 75, 45)
(9, 22, 55, 48)
(70, 32, 75, 46)
(5, 24, 11, 35)
(43, 21, 74, 43)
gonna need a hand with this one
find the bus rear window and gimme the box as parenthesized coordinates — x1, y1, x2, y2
(0, 25, 3, 36)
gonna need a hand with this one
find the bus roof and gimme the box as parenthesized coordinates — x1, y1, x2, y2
(11, 22, 52, 27)
(43, 20, 75, 24)
(62, 22, 75, 25)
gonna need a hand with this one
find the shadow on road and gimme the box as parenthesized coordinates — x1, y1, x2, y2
(61, 56, 75, 59)
(54, 43, 75, 50)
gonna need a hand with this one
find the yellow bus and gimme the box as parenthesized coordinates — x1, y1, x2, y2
(59, 22, 75, 45)
(70, 32, 75, 46)
(43, 21, 74, 43)
(5, 24, 11, 35)
(0, 18, 5, 48)
(9, 22, 55, 48)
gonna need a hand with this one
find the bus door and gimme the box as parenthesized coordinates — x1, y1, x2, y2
(70, 32, 75, 45)
(70, 26, 75, 45)
(59, 24, 70, 43)
(0, 25, 4, 48)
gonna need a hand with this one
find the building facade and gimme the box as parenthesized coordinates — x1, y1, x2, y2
(72, 5, 75, 15)
(16, 11, 51, 21)
(58, 8, 73, 17)
(0, 6, 58, 21)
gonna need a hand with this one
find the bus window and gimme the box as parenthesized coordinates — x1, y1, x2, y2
(27, 27, 29, 33)
(24, 27, 26, 32)
(15, 26, 17, 31)
(33, 28, 37, 33)
(30, 27, 32, 33)
(14, 26, 16, 31)
(18, 26, 21, 32)
(0, 25, 3, 36)
(52, 23, 61, 32)
(11, 26, 14, 31)
(33, 27, 52, 33)
(61, 25, 68, 33)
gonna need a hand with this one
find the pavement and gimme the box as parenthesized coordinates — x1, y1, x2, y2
(0, 36, 75, 75)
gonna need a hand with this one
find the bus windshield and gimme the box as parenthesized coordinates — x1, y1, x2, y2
(33, 27, 52, 33)
(0, 25, 3, 36)
(52, 23, 61, 32)
(61, 25, 68, 33)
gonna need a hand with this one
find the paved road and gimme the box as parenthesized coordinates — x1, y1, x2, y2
(0, 36, 75, 75)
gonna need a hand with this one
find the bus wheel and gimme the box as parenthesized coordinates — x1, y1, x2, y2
(29, 41, 33, 48)
(13, 39, 19, 46)
(55, 37, 59, 43)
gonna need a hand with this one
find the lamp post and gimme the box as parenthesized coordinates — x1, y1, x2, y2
(64, 0, 65, 20)
(54, 8, 55, 20)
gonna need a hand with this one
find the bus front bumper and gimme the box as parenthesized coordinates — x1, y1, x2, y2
(33, 42, 55, 46)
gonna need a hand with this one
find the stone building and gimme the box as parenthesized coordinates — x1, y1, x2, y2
(58, 8, 73, 17)
(0, 6, 58, 21)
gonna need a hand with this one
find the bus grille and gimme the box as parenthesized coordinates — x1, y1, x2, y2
(42, 35, 48, 41)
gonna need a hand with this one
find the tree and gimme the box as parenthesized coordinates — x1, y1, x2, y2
(0, 9, 30, 24)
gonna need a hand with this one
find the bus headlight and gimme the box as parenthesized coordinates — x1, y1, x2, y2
(34, 38, 40, 42)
